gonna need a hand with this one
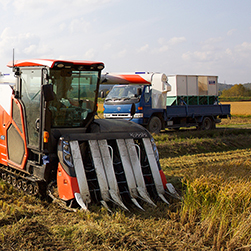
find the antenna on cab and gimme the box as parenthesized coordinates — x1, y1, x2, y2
(12, 48, 21, 76)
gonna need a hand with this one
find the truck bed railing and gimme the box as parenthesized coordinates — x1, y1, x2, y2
(166, 104, 231, 118)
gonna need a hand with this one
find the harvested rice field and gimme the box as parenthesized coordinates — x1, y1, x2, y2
(0, 102, 251, 250)
(221, 101, 251, 115)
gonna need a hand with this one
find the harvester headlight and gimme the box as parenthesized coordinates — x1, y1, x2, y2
(150, 137, 159, 162)
(62, 141, 74, 168)
(64, 153, 71, 161)
(63, 143, 70, 152)
(97, 65, 104, 70)
(57, 63, 64, 68)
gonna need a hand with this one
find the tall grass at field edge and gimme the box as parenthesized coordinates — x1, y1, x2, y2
(180, 176, 251, 250)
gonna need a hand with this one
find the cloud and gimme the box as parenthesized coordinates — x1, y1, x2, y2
(0, 0, 11, 9)
(237, 42, 251, 50)
(225, 48, 232, 56)
(235, 42, 251, 57)
(12, 0, 114, 17)
(112, 49, 127, 59)
(227, 29, 237, 36)
(158, 38, 165, 45)
(151, 45, 169, 54)
(158, 36, 186, 46)
(69, 18, 91, 34)
(137, 44, 149, 53)
(84, 49, 96, 59)
(103, 43, 112, 50)
(168, 36, 186, 45)
(150, 36, 185, 54)
(182, 50, 213, 62)
(182, 39, 251, 73)
(117, 49, 127, 58)
(204, 37, 223, 44)
(0, 27, 52, 59)
(182, 36, 224, 62)
(0, 27, 19, 55)
(158, 45, 169, 52)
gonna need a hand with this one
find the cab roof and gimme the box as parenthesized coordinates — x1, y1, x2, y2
(7, 59, 104, 69)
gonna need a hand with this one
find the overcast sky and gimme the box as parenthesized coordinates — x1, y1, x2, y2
(0, 0, 250, 84)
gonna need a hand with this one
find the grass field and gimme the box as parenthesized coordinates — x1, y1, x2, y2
(221, 101, 251, 116)
(1, 112, 251, 250)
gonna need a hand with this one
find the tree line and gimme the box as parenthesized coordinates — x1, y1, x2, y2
(220, 84, 251, 99)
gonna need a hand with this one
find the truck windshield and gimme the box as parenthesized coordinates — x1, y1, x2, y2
(106, 85, 143, 101)
(48, 69, 99, 127)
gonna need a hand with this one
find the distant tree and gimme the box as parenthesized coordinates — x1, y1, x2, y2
(221, 84, 251, 97)
(244, 83, 251, 89)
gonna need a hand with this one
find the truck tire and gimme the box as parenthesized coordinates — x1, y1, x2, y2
(201, 117, 213, 130)
(147, 116, 162, 134)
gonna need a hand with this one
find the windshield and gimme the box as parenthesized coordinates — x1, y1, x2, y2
(106, 85, 143, 101)
(48, 69, 99, 127)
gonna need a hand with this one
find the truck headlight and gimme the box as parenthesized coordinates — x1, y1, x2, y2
(134, 113, 143, 118)
(103, 113, 110, 118)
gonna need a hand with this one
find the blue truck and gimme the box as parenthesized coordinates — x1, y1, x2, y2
(102, 73, 231, 133)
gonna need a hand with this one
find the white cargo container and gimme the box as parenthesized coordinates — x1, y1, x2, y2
(167, 75, 218, 96)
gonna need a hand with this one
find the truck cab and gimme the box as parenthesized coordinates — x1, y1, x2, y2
(104, 84, 161, 124)
(103, 72, 171, 133)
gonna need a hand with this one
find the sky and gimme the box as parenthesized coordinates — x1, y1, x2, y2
(0, 0, 250, 84)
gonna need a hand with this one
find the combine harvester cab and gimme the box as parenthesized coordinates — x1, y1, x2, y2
(0, 59, 178, 212)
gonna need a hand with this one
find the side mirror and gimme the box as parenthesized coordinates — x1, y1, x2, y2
(14, 90, 20, 99)
(100, 90, 105, 98)
(14, 67, 21, 76)
(130, 103, 136, 118)
(42, 84, 54, 102)
(137, 88, 142, 96)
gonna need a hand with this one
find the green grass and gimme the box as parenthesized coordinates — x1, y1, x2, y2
(219, 96, 251, 102)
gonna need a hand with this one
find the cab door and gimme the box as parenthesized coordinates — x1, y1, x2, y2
(20, 68, 43, 150)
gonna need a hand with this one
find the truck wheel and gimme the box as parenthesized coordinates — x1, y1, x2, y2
(201, 117, 213, 130)
(147, 116, 162, 134)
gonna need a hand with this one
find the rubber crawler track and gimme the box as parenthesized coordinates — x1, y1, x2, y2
(0, 165, 41, 196)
